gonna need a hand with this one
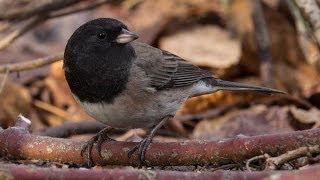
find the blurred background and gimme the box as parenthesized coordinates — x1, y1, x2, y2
(1, 0, 320, 142)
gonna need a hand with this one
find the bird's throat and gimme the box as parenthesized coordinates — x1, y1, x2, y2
(65, 44, 135, 104)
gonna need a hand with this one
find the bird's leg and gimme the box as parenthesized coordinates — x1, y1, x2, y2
(128, 115, 173, 166)
(80, 126, 114, 167)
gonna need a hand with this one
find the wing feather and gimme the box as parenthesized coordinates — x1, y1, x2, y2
(133, 42, 212, 90)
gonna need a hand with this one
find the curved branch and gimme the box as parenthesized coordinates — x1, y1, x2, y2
(1, 115, 320, 167)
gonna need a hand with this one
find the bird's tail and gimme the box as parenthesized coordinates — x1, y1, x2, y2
(214, 79, 285, 94)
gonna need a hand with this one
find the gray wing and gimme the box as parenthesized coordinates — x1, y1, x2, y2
(132, 42, 213, 90)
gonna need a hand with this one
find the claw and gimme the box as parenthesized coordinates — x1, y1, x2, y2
(80, 135, 98, 167)
(97, 135, 104, 157)
(137, 138, 148, 165)
(86, 145, 94, 167)
(80, 126, 113, 167)
(127, 145, 138, 159)
(128, 138, 149, 166)
(127, 115, 172, 167)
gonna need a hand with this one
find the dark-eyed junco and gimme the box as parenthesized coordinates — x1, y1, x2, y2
(63, 18, 284, 167)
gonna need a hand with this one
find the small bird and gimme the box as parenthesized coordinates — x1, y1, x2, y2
(63, 18, 284, 167)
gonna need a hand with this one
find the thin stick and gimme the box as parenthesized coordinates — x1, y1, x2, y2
(0, 0, 83, 21)
(49, 0, 123, 19)
(33, 100, 71, 120)
(0, 16, 46, 50)
(0, 68, 9, 94)
(246, 154, 269, 171)
(0, 53, 63, 73)
(0, 0, 121, 51)
(251, 0, 273, 88)
(265, 145, 320, 170)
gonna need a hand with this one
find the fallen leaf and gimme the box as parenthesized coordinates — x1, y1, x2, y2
(128, 0, 221, 44)
(160, 25, 240, 69)
(192, 105, 293, 140)
(0, 76, 31, 128)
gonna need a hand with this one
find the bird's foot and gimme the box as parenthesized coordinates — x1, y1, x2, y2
(127, 134, 153, 167)
(127, 115, 173, 167)
(80, 126, 114, 167)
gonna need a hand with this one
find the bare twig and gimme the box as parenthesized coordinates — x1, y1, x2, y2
(0, 68, 9, 94)
(15, 114, 32, 130)
(265, 145, 320, 170)
(246, 154, 270, 171)
(251, 0, 273, 88)
(49, 0, 124, 19)
(0, 0, 82, 21)
(0, 53, 63, 73)
(0, 16, 46, 50)
(33, 100, 72, 120)
(0, 0, 123, 51)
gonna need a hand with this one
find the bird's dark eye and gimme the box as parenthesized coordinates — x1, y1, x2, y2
(97, 33, 106, 39)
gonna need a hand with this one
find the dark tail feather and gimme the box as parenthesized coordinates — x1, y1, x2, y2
(215, 79, 285, 94)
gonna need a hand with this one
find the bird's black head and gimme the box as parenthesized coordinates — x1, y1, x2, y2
(65, 18, 138, 58)
(63, 18, 138, 104)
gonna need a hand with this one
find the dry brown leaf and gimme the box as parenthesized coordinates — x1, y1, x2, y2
(160, 25, 240, 69)
(229, 0, 305, 69)
(0, 77, 31, 128)
(192, 105, 293, 140)
(275, 62, 320, 96)
(227, 0, 320, 96)
(128, 0, 221, 44)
